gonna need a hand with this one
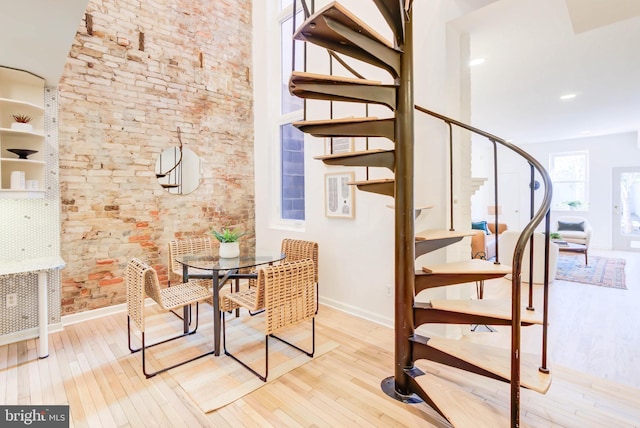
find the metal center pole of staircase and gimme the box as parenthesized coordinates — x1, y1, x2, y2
(394, 8, 415, 396)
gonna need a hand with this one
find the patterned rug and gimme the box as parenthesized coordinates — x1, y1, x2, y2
(556, 254, 627, 289)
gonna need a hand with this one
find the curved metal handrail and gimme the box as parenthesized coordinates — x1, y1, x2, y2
(156, 126, 184, 179)
(415, 103, 553, 422)
(413, 104, 553, 237)
(292, 0, 551, 421)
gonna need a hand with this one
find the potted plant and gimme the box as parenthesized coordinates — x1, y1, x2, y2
(566, 200, 581, 210)
(549, 232, 562, 240)
(210, 226, 245, 258)
(10, 114, 33, 132)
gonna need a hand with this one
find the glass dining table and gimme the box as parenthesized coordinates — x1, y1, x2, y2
(174, 251, 285, 356)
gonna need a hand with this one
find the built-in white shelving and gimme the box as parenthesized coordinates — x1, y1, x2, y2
(0, 67, 46, 198)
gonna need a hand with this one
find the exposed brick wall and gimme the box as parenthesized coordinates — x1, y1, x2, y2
(58, 0, 254, 314)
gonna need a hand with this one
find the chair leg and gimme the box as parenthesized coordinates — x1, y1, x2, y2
(171, 305, 196, 328)
(223, 315, 315, 383)
(130, 304, 200, 354)
(127, 316, 137, 353)
(222, 313, 268, 382)
(234, 278, 240, 318)
(271, 318, 315, 358)
(129, 304, 214, 378)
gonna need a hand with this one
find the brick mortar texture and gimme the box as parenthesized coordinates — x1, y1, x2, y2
(58, 0, 254, 315)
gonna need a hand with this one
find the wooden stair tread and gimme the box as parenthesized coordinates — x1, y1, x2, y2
(350, 178, 394, 185)
(293, 2, 400, 77)
(424, 336, 552, 393)
(422, 259, 511, 275)
(293, 116, 381, 126)
(314, 148, 391, 160)
(411, 363, 512, 428)
(429, 299, 543, 325)
(387, 204, 433, 210)
(294, 117, 395, 140)
(350, 178, 394, 197)
(290, 71, 397, 110)
(415, 228, 476, 242)
(294, 2, 396, 50)
(290, 71, 383, 86)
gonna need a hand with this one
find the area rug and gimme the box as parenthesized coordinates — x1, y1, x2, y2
(555, 254, 627, 289)
(157, 311, 339, 413)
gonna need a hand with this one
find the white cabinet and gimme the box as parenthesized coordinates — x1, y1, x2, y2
(0, 66, 46, 198)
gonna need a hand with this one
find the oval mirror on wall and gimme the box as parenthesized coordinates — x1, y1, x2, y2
(155, 128, 201, 195)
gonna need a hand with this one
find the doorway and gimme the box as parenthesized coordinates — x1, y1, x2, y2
(612, 167, 640, 251)
(498, 172, 521, 230)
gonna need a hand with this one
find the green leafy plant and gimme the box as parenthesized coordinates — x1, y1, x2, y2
(12, 114, 32, 123)
(210, 226, 246, 243)
(566, 200, 581, 208)
(549, 232, 562, 240)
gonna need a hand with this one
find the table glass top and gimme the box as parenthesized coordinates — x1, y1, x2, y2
(175, 251, 285, 271)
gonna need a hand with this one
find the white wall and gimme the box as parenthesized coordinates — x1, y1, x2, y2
(518, 131, 640, 249)
(475, 131, 640, 249)
(253, 0, 488, 327)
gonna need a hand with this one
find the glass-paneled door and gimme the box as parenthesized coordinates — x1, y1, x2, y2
(612, 167, 640, 251)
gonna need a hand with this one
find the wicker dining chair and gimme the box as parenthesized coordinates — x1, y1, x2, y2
(167, 236, 215, 285)
(221, 258, 316, 382)
(126, 257, 214, 378)
(168, 235, 243, 320)
(281, 239, 319, 312)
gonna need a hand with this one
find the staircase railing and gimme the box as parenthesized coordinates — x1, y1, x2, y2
(290, 1, 553, 424)
(415, 103, 553, 425)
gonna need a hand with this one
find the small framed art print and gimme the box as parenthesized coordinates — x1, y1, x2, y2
(324, 172, 355, 218)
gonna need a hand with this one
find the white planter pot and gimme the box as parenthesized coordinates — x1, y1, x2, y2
(10, 122, 33, 132)
(219, 242, 240, 258)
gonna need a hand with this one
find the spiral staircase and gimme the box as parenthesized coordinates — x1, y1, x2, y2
(288, 1, 554, 427)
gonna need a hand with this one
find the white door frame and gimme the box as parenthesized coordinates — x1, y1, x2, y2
(612, 166, 640, 251)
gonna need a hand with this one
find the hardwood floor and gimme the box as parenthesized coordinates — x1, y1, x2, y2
(547, 248, 640, 389)
(1, 251, 639, 427)
(469, 248, 640, 390)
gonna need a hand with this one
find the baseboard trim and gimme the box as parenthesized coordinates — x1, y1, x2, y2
(1, 298, 390, 347)
(62, 302, 128, 326)
(319, 296, 393, 328)
(0, 323, 63, 347)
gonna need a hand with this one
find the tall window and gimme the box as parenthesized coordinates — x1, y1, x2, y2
(549, 151, 589, 210)
(277, 4, 305, 221)
(281, 123, 305, 220)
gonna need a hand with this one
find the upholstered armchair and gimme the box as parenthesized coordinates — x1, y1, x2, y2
(470, 221, 508, 260)
(553, 216, 592, 247)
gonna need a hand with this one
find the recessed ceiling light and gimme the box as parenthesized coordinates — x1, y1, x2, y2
(469, 58, 485, 66)
(560, 93, 577, 100)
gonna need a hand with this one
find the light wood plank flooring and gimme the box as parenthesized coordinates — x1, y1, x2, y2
(1, 249, 639, 427)
(465, 248, 640, 390)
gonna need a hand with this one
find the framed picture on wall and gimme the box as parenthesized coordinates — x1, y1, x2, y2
(324, 172, 355, 218)
(324, 137, 354, 155)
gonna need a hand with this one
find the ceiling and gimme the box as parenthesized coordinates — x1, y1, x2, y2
(0, 0, 89, 85)
(453, 0, 640, 144)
